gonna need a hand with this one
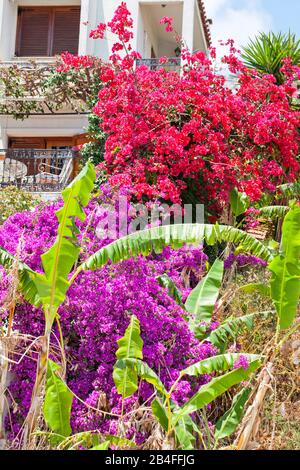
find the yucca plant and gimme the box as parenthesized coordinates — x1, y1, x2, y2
(242, 31, 300, 84)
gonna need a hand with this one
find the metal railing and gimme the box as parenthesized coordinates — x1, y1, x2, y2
(136, 57, 181, 72)
(0, 149, 79, 192)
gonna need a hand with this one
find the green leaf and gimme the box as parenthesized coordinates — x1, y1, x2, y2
(208, 315, 257, 352)
(242, 32, 300, 84)
(91, 441, 110, 450)
(185, 259, 224, 335)
(157, 274, 184, 307)
(179, 353, 260, 378)
(277, 182, 300, 199)
(151, 398, 169, 431)
(115, 315, 143, 361)
(35, 162, 96, 312)
(78, 224, 272, 275)
(268, 203, 300, 329)
(260, 206, 289, 219)
(215, 388, 251, 440)
(230, 188, 250, 217)
(44, 360, 73, 437)
(115, 358, 168, 397)
(113, 315, 143, 398)
(175, 357, 261, 421)
(174, 414, 197, 450)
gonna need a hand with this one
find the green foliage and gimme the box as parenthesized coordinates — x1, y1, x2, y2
(242, 31, 300, 84)
(174, 357, 261, 421)
(0, 186, 40, 224)
(229, 187, 250, 217)
(215, 388, 251, 441)
(151, 398, 169, 431)
(179, 353, 260, 378)
(78, 224, 272, 276)
(269, 203, 300, 330)
(157, 274, 184, 308)
(260, 206, 289, 219)
(44, 360, 73, 438)
(185, 259, 224, 337)
(277, 182, 300, 199)
(112, 315, 261, 449)
(209, 315, 257, 352)
(113, 315, 144, 397)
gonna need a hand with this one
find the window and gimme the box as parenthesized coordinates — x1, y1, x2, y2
(16, 7, 81, 57)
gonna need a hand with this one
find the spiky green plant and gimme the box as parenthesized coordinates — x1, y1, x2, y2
(242, 32, 300, 84)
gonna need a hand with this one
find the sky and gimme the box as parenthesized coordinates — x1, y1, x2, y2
(204, 0, 300, 49)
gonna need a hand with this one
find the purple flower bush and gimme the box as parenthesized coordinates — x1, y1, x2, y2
(224, 253, 268, 270)
(0, 190, 217, 439)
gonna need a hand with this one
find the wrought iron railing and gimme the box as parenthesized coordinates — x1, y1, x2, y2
(136, 57, 181, 72)
(0, 149, 79, 192)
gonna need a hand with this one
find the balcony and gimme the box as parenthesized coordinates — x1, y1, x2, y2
(136, 57, 181, 72)
(0, 149, 79, 192)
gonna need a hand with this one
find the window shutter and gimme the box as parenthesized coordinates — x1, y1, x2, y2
(17, 9, 51, 56)
(52, 8, 81, 55)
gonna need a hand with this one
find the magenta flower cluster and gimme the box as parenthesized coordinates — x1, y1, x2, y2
(0, 191, 216, 439)
(224, 253, 268, 270)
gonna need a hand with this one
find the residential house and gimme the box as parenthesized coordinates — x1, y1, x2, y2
(0, 0, 211, 190)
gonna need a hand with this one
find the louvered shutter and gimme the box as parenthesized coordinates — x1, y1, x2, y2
(16, 9, 51, 56)
(52, 8, 81, 55)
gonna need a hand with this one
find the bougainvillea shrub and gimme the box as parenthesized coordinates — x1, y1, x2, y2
(0, 192, 217, 440)
(57, 2, 300, 217)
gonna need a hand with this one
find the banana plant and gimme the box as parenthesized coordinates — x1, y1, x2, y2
(229, 187, 250, 220)
(240, 202, 300, 332)
(269, 202, 300, 330)
(0, 174, 272, 444)
(0, 162, 96, 445)
(185, 259, 224, 338)
(113, 315, 261, 449)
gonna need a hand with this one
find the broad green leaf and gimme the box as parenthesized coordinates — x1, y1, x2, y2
(113, 315, 143, 398)
(44, 360, 73, 437)
(78, 223, 272, 275)
(135, 360, 167, 396)
(277, 182, 300, 199)
(260, 206, 289, 219)
(230, 188, 250, 217)
(115, 315, 143, 361)
(179, 353, 260, 378)
(157, 274, 184, 307)
(185, 259, 224, 334)
(268, 203, 300, 329)
(36, 162, 96, 312)
(174, 414, 197, 450)
(215, 388, 251, 440)
(175, 357, 261, 421)
(209, 315, 256, 352)
(151, 398, 169, 431)
(116, 358, 168, 397)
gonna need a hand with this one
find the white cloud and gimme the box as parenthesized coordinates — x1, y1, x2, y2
(204, 0, 273, 48)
